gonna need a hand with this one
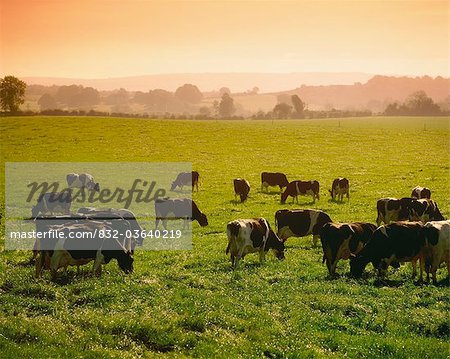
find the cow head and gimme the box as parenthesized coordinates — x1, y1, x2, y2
(267, 230, 285, 260)
(349, 254, 366, 278)
(93, 182, 100, 192)
(240, 193, 248, 202)
(197, 212, 208, 227)
(170, 181, 177, 191)
(409, 200, 428, 222)
(422, 224, 440, 246)
(117, 253, 134, 273)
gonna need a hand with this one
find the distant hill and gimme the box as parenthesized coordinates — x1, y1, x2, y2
(276, 75, 450, 111)
(20, 72, 374, 93)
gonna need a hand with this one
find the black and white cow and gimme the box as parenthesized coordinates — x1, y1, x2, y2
(409, 199, 445, 223)
(375, 197, 414, 226)
(411, 186, 431, 199)
(275, 209, 332, 246)
(170, 171, 200, 191)
(226, 218, 285, 269)
(281, 180, 320, 204)
(31, 189, 72, 218)
(329, 178, 349, 202)
(35, 221, 134, 278)
(233, 178, 250, 202)
(154, 198, 208, 229)
(319, 222, 377, 277)
(350, 221, 426, 280)
(66, 173, 100, 192)
(422, 220, 450, 284)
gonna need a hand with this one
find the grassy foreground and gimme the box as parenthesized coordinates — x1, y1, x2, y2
(0, 116, 449, 358)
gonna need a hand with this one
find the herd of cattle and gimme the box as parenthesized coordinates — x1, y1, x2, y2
(29, 172, 449, 285)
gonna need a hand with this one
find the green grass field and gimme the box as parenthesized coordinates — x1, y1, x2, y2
(0, 116, 449, 358)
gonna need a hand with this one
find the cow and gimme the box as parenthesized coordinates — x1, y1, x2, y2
(280, 180, 320, 204)
(349, 221, 427, 280)
(170, 171, 200, 191)
(329, 178, 349, 202)
(31, 189, 72, 218)
(411, 186, 431, 199)
(375, 197, 414, 226)
(409, 199, 445, 223)
(226, 218, 285, 269)
(66, 173, 100, 192)
(261, 172, 289, 192)
(275, 209, 332, 246)
(35, 221, 134, 279)
(319, 222, 377, 277)
(233, 178, 250, 202)
(422, 220, 450, 284)
(77, 207, 145, 252)
(154, 198, 208, 229)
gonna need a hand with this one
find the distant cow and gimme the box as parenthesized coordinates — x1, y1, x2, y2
(375, 197, 414, 226)
(35, 221, 134, 278)
(31, 189, 72, 218)
(281, 180, 320, 204)
(170, 171, 200, 191)
(319, 222, 377, 277)
(155, 198, 208, 229)
(66, 173, 100, 192)
(275, 209, 332, 246)
(409, 199, 445, 223)
(233, 178, 250, 202)
(329, 178, 349, 202)
(411, 186, 431, 199)
(350, 221, 426, 280)
(422, 220, 450, 284)
(261, 172, 289, 192)
(226, 218, 285, 269)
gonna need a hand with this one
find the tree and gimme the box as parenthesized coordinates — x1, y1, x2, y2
(38, 94, 58, 111)
(174, 84, 203, 104)
(291, 95, 305, 118)
(405, 91, 441, 115)
(0, 76, 26, 112)
(219, 93, 235, 118)
(219, 87, 231, 95)
(273, 102, 292, 119)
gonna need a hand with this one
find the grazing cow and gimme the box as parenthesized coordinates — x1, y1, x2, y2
(77, 207, 145, 252)
(350, 221, 426, 280)
(226, 218, 285, 269)
(281, 180, 320, 204)
(329, 178, 349, 202)
(375, 197, 414, 226)
(66, 173, 100, 192)
(275, 209, 332, 246)
(320, 222, 377, 277)
(422, 220, 450, 284)
(261, 172, 289, 192)
(233, 178, 250, 202)
(31, 189, 72, 218)
(35, 221, 134, 278)
(155, 198, 208, 229)
(170, 171, 200, 191)
(409, 199, 445, 223)
(411, 186, 431, 199)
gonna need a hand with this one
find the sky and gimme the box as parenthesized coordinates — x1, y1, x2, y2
(0, 0, 448, 78)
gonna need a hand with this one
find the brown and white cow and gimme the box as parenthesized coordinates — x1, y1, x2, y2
(154, 198, 208, 229)
(31, 189, 72, 218)
(66, 173, 100, 192)
(411, 186, 431, 199)
(261, 172, 289, 192)
(319, 222, 377, 277)
(226, 218, 285, 269)
(329, 178, 349, 202)
(281, 180, 320, 204)
(275, 209, 332, 246)
(350, 221, 427, 280)
(35, 221, 134, 278)
(422, 220, 450, 284)
(375, 197, 414, 226)
(170, 171, 200, 191)
(233, 178, 250, 202)
(409, 199, 445, 223)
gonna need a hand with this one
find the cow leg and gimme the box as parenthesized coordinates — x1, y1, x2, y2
(93, 252, 104, 276)
(417, 257, 424, 283)
(155, 218, 160, 229)
(259, 250, 266, 264)
(35, 252, 45, 278)
(411, 260, 417, 279)
(162, 219, 168, 230)
(232, 256, 241, 270)
(312, 235, 319, 247)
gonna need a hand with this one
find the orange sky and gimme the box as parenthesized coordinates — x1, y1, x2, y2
(0, 0, 448, 78)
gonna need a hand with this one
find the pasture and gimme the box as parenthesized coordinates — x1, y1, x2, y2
(0, 116, 449, 358)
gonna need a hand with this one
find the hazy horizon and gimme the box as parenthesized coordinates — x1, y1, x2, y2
(1, 0, 448, 80)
